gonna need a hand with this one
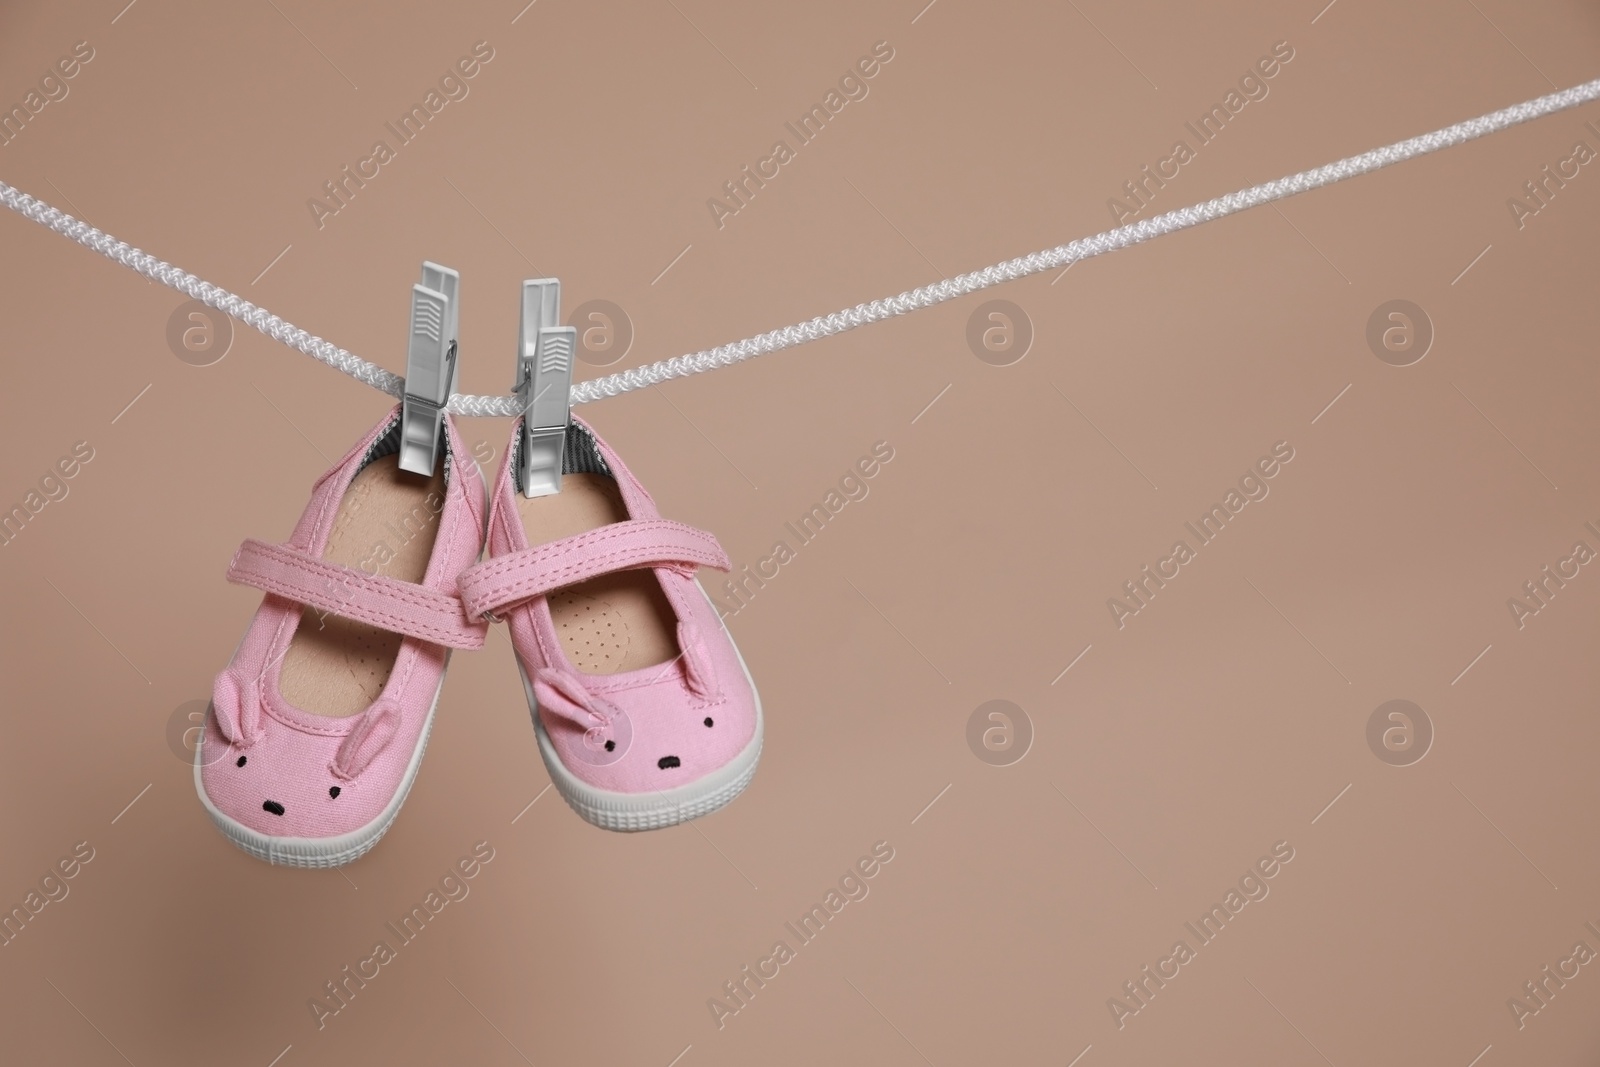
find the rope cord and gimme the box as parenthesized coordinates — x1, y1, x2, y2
(4, 76, 1598, 415)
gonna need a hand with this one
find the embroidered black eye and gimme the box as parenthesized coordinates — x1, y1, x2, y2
(329, 786, 341, 799)
(604, 740, 615, 752)
(658, 756, 681, 770)
(263, 800, 285, 816)
(703, 717, 714, 727)
(236, 756, 247, 767)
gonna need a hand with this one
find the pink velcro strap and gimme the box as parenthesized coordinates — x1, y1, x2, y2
(459, 519, 730, 620)
(226, 539, 487, 650)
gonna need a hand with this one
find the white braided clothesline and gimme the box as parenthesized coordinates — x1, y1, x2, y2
(4, 77, 1599, 414)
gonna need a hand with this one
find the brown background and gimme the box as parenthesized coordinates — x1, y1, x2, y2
(2, 0, 1599, 1063)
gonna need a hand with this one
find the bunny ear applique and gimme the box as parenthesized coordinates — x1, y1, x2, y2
(532, 666, 620, 729)
(332, 702, 401, 780)
(532, 666, 633, 766)
(677, 621, 721, 702)
(211, 668, 263, 746)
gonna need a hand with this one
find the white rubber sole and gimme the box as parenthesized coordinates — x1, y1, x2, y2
(193, 670, 445, 869)
(523, 584, 763, 832)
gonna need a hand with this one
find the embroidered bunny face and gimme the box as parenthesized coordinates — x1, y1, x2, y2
(228, 753, 344, 820)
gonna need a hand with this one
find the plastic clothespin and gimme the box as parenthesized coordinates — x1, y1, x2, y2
(398, 261, 460, 477)
(515, 278, 576, 497)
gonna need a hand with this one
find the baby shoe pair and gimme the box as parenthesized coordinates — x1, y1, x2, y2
(195, 407, 761, 867)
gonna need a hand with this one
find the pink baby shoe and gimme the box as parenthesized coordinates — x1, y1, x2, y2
(457, 415, 761, 831)
(195, 407, 488, 867)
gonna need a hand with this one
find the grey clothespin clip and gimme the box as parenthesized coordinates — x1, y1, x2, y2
(515, 278, 576, 497)
(398, 261, 460, 476)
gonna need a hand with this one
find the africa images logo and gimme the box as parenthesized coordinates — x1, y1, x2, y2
(1105, 40, 1295, 224)
(307, 841, 496, 1029)
(705, 41, 896, 230)
(1107, 840, 1295, 1029)
(707, 841, 895, 1029)
(305, 42, 496, 230)
(1105, 441, 1295, 629)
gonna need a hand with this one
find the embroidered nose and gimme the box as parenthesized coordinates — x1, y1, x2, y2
(263, 800, 286, 816)
(658, 756, 681, 770)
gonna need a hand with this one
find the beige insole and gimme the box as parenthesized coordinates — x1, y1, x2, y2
(279, 455, 445, 717)
(516, 473, 678, 674)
